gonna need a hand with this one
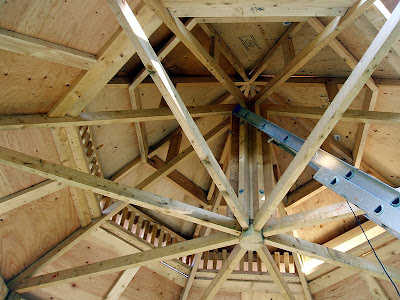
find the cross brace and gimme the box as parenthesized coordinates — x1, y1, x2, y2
(233, 105, 400, 239)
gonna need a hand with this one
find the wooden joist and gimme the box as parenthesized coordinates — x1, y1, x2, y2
(0, 180, 65, 216)
(265, 234, 400, 283)
(0, 146, 241, 235)
(353, 89, 379, 168)
(108, 0, 249, 229)
(264, 104, 400, 125)
(251, 0, 376, 104)
(284, 180, 326, 209)
(0, 104, 236, 130)
(257, 246, 296, 300)
(0, 28, 96, 70)
(307, 18, 378, 92)
(0, 275, 7, 300)
(264, 202, 363, 237)
(141, 0, 247, 106)
(48, 5, 162, 117)
(253, 3, 400, 230)
(199, 244, 247, 300)
(159, 0, 354, 17)
(13, 232, 239, 292)
(104, 268, 140, 300)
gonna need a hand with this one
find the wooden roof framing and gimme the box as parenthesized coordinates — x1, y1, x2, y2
(1, 0, 400, 299)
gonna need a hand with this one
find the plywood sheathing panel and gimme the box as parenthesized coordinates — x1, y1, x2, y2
(0, 0, 127, 55)
(0, 128, 80, 280)
(211, 22, 287, 72)
(0, 50, 82, 114)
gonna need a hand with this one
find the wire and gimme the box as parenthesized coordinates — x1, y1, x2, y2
(346, 200, 400, 297)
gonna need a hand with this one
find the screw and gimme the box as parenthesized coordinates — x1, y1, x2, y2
(259, 190, 264, 194)
(239, 189, 244, 193)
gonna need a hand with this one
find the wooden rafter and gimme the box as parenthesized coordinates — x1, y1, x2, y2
(141, 0, 247, 106)
(104, 268, 140, 300)
(0, 104, 236, 130)
(107, 0, 249, 228)
(0, 28, 96, 70)
(253, 3, 400, 230)
(0, 146, 241, 235)
(13, 232, 239, 292)
(47, 5, 162, 117)
(264, 202, 363, 236)
(265, 234, 400, 282)
(251, 0, 376, 104)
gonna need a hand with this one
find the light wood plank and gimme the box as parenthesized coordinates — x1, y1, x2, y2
(0, 104, 236, 130)
(353, 89, 379, 168)
(0, 180, 65, 215)
(141, 0, 247, 106)
(257, 246, 296, 300)
(129, 87, 148, 163)
(0, 275, 7, 300)
(251, 0, 376, 104)
(359, 273, 390, 300)
(130, 18, 197, 90)
(195, 17, 310, 23)
(161, 1, 351, 17)
(253, 3, 400, 229)
(265, 234, 400, 283)
(13, 232, 239, 292)
(107, 0, 249, 228)
(105, 268, 140, 300)
(0, 146, 241, 235)
(284, 180, 326, 209)
(264, 202, 363, 236)
(200, 244, 247, 300)
(0, 28, 96, 70)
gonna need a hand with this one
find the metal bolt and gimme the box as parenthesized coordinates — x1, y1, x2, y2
(259, 190, 264, 194)
(239, 189, 244, 194)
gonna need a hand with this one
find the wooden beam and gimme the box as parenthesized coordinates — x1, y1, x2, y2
(195, 17, 310, 23)
(7, 215, 113, 289)
(262, 136, 313, 300)
(0, 28, 96, 70)
(161, 1, 352, 17)
(5, 292, 28, 300)
(257, 246, 296, 300)
(130, 18, 197, 90)
(141, 0, 247, 106)
(108, 0, 249, 228)
(129, 87, 148, 163)
(0, 275, 7, 300)
(199, 23, 249, 81)
(0, 180, 65, 215)
(0, 104, 236, 130)
(47, 5, 162, 117)
(309, 235, 399, 293)
(165, 133, 182, 162)
(104, 268, 139, 300)
(353, 89, 379, 168)
(147, 156, 209, 207)
(249, 23, 305, 83)
(307, 18, 378, 92)
(264, 104, 400, 125)
(265, 234, 400, 282)
(0, 146, 241, 235)
(13, 232, 239, 292)
(253, 3, 400, 230)
(284, 180, 326, 209)
(251, 0, 376, 104)
(359, 273, 390, 300)
(264, 202, 363, 236)
(200, 244, 247, 300)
